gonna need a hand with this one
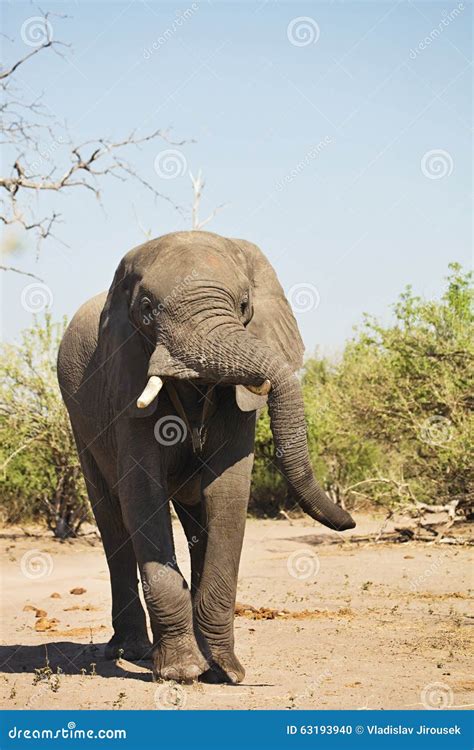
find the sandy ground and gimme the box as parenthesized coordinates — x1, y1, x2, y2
(0, 513, 473, 711)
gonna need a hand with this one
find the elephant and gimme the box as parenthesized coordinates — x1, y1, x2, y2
(57, 230, 355, 684)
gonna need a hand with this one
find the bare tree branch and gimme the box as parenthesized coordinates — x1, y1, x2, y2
(0, 265, 43, 281)
(132, 204, 153, 240)
(189, 169, 228, 230)
(0, 11, 67, 81)
(0, 9, 190, 267)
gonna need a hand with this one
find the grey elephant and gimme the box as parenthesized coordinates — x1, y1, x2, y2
(57, 230, 355, 684)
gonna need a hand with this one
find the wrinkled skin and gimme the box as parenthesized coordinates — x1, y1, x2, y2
(57, 231, 355, 683)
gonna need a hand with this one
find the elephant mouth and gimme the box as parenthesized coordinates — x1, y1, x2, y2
(137, 374, 271, 409)
(135, 340, 272, 409)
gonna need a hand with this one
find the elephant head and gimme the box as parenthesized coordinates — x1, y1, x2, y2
(99, 231, 355, 532)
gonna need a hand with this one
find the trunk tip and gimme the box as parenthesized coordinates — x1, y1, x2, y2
(327, 510, 356, 531)
(245, 378, 271, 396)
(340, 514, 356, 531)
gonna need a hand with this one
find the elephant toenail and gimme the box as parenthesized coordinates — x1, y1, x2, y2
(162, 667, 179, 680)
(186, 665, 201, 680)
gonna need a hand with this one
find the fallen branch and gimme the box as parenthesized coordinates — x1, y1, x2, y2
(415, 500, 459, 519)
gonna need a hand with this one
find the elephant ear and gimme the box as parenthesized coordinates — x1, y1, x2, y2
(231, 238, 305, 412)
(99, 260, 157, 419)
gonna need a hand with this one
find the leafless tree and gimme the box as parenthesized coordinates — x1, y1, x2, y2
(1, 10, 187, 278)
(190, 169, 227, 230)
(132, 170, 228, 239)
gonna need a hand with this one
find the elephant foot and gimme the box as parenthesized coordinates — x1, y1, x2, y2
(105, 630, 153, 661)
(200, 647, 245, 684)
(153, 634, 208, 683)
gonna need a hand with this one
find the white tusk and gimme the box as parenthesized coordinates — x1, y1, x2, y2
(245, 379, 271, 396)
(137, 376, 164, 408)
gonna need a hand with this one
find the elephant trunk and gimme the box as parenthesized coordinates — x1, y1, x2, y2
(267, 369, 354, 530)
(153, 322, 355, 532)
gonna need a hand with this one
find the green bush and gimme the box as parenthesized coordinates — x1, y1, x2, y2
(250, 263, 474, 516)
(1, 265, 472, 529)
(0, 315, 90, 536)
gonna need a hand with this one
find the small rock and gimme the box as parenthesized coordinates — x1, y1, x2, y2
(35, 617, 58, 632)
(50, 592, 61, 599)
(23, 605, 37, 613)
(70, 587, 87, 595)
(34, 609, 47, 619)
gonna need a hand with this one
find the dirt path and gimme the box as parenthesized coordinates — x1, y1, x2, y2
(1, 514, 473, 710)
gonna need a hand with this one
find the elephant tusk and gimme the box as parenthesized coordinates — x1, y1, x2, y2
(245, 379, 272, 396)
(137, 376, 164, 408)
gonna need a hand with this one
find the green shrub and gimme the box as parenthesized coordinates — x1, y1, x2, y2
(251, 263, 474, 516)
(0, 315, 90, 536)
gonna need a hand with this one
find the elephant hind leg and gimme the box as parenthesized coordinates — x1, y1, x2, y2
(75, 441, 151, 661)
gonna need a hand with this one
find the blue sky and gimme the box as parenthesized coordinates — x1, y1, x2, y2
(1, 0, 472, 356)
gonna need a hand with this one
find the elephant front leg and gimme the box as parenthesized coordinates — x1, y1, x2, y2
(195, 451, 254, 684)
(118, 452, 208, 682)
(141, 558, 208, 681)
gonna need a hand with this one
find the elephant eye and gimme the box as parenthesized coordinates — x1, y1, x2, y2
(140, 297, 154, 323)
(240, 293, 249, 315)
